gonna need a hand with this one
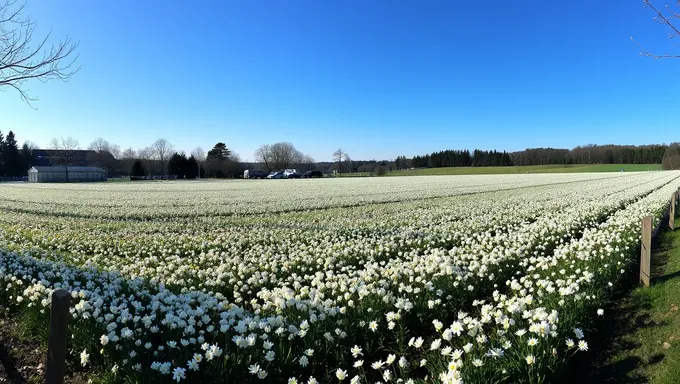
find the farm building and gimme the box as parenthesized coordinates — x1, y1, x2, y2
(27, 166, 107, 183)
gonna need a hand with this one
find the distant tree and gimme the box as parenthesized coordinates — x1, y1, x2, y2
(137, 147, 154, 176)
(2, 131, 20, 176)
(87, 137, 118, 174)
(121, 147, 136, 176)
(151, 138, 173, 175)
(186, 155, 199, 179)
(20, 142, 34, 172)
(168, 152, 195, 178)
(632, 1, 680, 59)
(358, 163, 377, 175)
(332, 148, 344, 173)
(254, 144, 272, 171)
(254, 142, 308, 171)
(375, 165, 388, 176)
(131, 159, 146, 178)
(191, 147, 205, 179)
(0, 0, 80, 106)
(205, 142, 241, 178)
(344, 153, 352, 173)
(662, 143, 680, 170)
(48, 136, 80, 166)
(207, 142, 231, 161)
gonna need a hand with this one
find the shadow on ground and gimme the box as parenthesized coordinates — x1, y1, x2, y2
(0, 342, 27, 384)
(554, 232, 676, 384)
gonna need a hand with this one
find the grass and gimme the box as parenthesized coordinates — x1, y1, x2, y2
(585, 215, 680, 384)
(386, 164, 663, 176)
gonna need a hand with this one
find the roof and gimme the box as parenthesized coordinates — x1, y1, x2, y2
(29, 166, 106, 172)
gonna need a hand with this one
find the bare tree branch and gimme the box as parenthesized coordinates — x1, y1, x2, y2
(633, 0, 680, 59)
(0, 0, 80, 107)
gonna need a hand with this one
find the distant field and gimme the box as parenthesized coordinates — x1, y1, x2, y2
(386, 163, 662, 176)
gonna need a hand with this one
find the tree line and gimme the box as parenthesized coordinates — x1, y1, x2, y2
(399, 144, 673, 170)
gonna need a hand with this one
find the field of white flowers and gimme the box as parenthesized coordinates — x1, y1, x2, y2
(0, 172, 679, 383)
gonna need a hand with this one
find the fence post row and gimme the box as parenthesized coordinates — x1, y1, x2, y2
(45, 289, 71, 384)
(640, 216, 652, 288)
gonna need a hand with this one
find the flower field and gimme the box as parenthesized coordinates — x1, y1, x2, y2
(0, 172, 679, 383)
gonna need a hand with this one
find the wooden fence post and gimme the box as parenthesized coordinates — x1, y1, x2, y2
(45, 289, 71, 384)
(640, 216, 652, 287)
(671, 192, 677, 231)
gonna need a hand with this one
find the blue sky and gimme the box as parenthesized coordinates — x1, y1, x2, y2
(1, 0, 678, 161)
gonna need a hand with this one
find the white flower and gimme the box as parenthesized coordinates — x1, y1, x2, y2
(578, 340, 589, 351)
(371, 360, 384, 370)
(187, 359, 199, 371)
(351, 345, 362, 358)
(430, 338, 442, 350)
(172, 367, 186, 382)
(299, 356, 309, 367)
(526, 355, 536, 365)
(80, 349, 89, 367)
(336, 368, 347, 380)
(597, 309, 604, 316)
(249, 364, 261, 375)
(574, 328, 584, 339)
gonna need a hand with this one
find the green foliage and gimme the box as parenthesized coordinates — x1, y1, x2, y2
(168, 152, 199, 179)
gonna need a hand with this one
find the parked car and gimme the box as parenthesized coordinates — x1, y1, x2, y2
(244, 169, 268, 179)
(283, 169, 301, 178)
(267, 171, 285, 179)
(302, 170, 323, 178)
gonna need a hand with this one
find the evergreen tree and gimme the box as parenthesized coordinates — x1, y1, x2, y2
(3, 131, 20, 176)
(20, 143, 34, 172)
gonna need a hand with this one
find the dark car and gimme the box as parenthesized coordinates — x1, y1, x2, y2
(302, 170, 323, 178)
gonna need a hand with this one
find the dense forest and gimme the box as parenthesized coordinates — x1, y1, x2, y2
(400, 144, 672, 170)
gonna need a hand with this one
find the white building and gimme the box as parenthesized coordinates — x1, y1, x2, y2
(28, 166, 107, 183)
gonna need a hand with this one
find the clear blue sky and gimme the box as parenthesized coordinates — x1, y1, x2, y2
(1, 0, 678, 161)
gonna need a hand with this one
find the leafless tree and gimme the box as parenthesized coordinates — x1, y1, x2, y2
(632, 0, 680, 58)
(254, 142, 309, 171)
(344, 153, 352, 173)
(137, 147, 154, 176)
(333, 148, 345, 174)
(48, 136, 79, 181)
(151, 138, 173, 175)
(87, 137, 119, 174)
(121, 147, 136, 176)
(22, 140, 36, 149)
(254, 144, 272, 170)
(47, 136, 79, 165)
(0, 0, 80, 106)
(109, 144, 120, 159)
(191, 146, 205, 179)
